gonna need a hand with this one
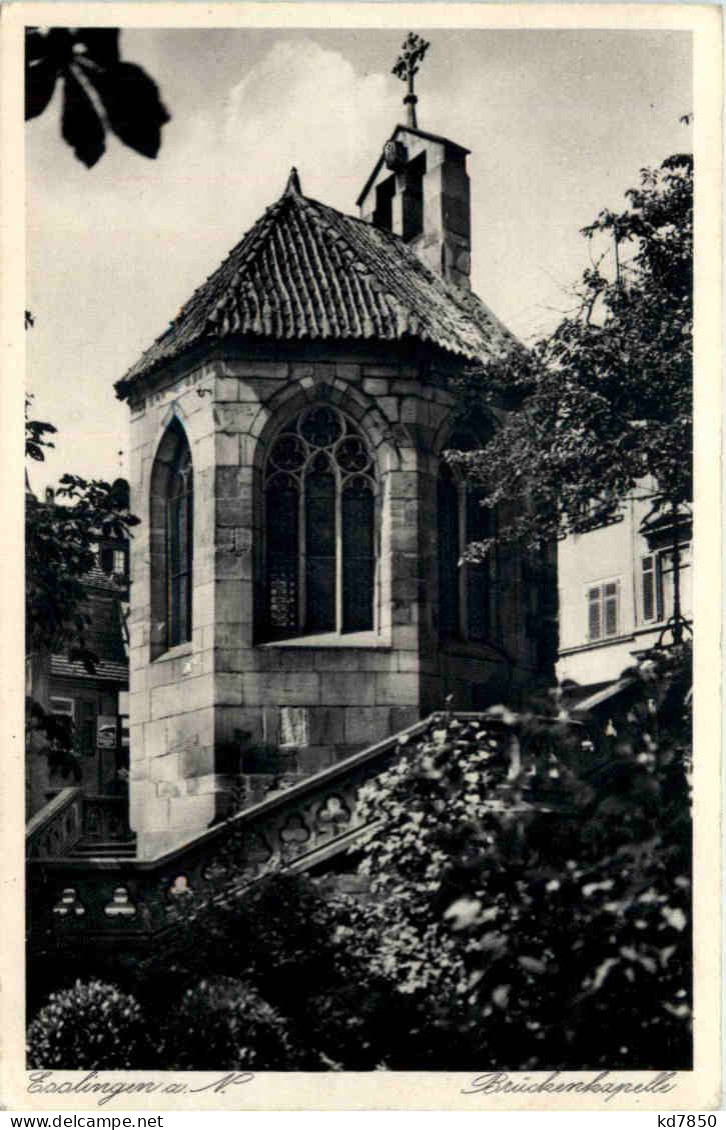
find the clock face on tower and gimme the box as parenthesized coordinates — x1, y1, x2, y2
(383, 139, 408, 172)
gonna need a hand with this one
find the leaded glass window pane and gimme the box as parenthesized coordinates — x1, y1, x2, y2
(266, 473, 299, 635)
(167, 446, 193, 648)
(305, 456, 336, 632)
(438, 470, 460, 637)
(342, 477, 375, 632)
(264, 407, 376, 637)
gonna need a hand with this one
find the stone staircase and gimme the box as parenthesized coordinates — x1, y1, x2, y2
(68, 838, 137, 860)
(26, 711, 582, 955)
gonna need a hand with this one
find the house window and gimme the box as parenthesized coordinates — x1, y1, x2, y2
(150, 421, 194, 659)
(587, 581, 620, 641)
(264, 406, 376, 638)
(438, 426, 495, 643)
(50, 696, 74, 720)
(641, 546, 690, 625)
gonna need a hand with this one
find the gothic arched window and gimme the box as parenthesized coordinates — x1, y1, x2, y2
(150, 421, 193, 658)
(264, 406, 376, 638)
(438, 424, 496, 644)
(167, 443, 193, 648)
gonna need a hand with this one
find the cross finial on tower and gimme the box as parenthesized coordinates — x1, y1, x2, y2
(392, 32, 430, 129)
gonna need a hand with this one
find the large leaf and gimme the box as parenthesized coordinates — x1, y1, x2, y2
(25, 55, 58, 120)
(73, 28, 120, 66)
(89, 61, 170, 158)
(61, 69, 105, 168)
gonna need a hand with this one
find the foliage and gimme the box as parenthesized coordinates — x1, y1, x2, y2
(26, 28, 169, 168)
(26, 465, 137, 666)
(129, 870, 414, 1070)
(356, 645, 692, 1069)
(450, 154, 693, 554)
(162, 976, 299, 1071)
(25, 406, 139, 765)
(27, 979, 150, 1069)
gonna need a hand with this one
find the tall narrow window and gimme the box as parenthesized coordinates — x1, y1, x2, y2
(587, 581, 619, 641)
(641, 546, 691, 625)
(438, 423, 495, 643)
(167, 444, 193, 648)
(437, 465, 460, 637)
(264, 406, 376, 639)
(150, 421, 194, 658)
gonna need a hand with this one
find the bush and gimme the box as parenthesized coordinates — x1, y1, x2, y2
(27, 979, 149, 1069)
(162, 976, 300, 1070)
(356, 645, 693, 1070)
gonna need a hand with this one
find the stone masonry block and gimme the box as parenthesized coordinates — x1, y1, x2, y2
(215, 377, 240, 401)
(168, 793, 216, 831)
(157, 781, 181, 798)
(262, 672, 321, 705)
(216, 467, 253, 497)
(336, 363, 360, 381)
(216, 403, 259, 432)
(180, 743, 215, 778)
(362, 379, 389, 397)
(313, 650, 363, 672)
(390, 705, 420, 733)
(216, 496, 253, 526)
(215, 580, 248, 625)
(375, 672, 419, 705)
(215, 432, 241, 466)
(214, 673, 244, 705)
(378, 397, 400, 422)
(320, 672, 375, 706)
(308, 707, 345, 746)
(143, 717, 169, 756)
(344, 706, 391, 745)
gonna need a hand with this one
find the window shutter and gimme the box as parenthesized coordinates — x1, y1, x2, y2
(604, 581, 618, 637)
(642, 556, 655, 622)
(342, 478, 375, 632)
(588, 587, 602, 641)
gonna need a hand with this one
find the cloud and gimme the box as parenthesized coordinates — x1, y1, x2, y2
(222, 39, 398, 211)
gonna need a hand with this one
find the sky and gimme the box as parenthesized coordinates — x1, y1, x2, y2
(26, 26, 692, 491)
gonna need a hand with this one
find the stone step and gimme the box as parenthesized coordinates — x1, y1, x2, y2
(70, 840, 137, 859)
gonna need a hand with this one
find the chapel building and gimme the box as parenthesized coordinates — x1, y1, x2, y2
(116, 116, 556, 858)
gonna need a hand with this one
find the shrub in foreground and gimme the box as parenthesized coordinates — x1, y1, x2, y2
(27, 978, 149, 1069)
(162, 976, 299, 1070)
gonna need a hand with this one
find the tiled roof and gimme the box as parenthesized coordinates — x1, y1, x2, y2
(51, 655, 128, 683)
(83, 565, 127, 593)
(116, 170, 515, 398)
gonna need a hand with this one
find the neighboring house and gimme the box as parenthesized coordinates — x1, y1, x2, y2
(46, 547, 130, 795)
(26, 481, 130, 817)
(557, 488, 692, 696)
(115, 120, 556, 858)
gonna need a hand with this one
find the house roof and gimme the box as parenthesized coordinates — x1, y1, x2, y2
(50, 655, 128, 684)
(115, 169, 515, 400)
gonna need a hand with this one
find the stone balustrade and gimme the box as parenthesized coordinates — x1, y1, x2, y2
(27, 712, 584, 952)
(26, 788, 84, 859)
(27, 716, 433, 950)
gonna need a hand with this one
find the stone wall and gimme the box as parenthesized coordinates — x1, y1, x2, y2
(127, 342, 543, 858)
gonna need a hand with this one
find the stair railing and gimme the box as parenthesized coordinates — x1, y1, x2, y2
(26, 788, 84, 859)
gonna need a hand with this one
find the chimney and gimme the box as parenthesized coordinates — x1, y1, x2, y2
(358, 127, 472, 289)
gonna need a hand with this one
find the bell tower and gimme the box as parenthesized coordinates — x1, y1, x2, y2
(357, 34, 471, 289)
